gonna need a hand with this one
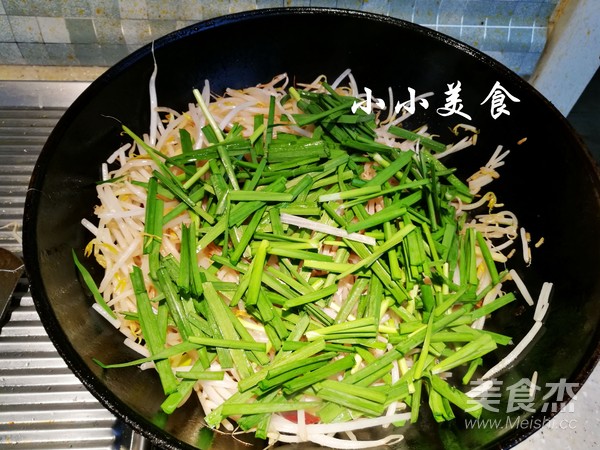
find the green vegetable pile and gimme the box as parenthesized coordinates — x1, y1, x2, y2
(79, 80, 517, 441)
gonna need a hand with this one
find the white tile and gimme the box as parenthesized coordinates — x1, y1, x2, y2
(230, 0, 257, 14)
(37, 17, 71, 44)
(179, 0, 205, 21)
(175, 20, 198, 31)
(121, 19, 151, 45)
(119, 0, 148, 19)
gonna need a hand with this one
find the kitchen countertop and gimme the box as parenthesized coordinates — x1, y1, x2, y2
(1, 66, 598, 449)
(0, 65, 106, 81)
(515, 369, 600, 449)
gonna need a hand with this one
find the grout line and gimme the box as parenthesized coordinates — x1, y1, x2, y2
(483, 17, 488, 40)
(420, 23, 547, 31)
(530, 18, 537, 50)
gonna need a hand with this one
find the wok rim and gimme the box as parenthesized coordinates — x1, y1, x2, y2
(22, 6, 600, 450)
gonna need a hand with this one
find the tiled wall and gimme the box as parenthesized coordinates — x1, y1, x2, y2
(0, 0, 558, 77)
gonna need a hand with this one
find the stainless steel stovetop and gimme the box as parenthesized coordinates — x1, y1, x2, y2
(0, 81, 148, 450)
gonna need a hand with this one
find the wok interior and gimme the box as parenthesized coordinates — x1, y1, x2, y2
(24, 9, 600, 450)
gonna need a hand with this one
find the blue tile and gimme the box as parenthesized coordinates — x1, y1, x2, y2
(511, 1, 542, 26)
(0, 15, 15, 41)
(388, 0, 416, 21)
(146, 0, 179, 19)
(46, 43, 79, 65)
(482, 50, 503, 64)
(483, 50, 526, 75)
(494, 50, 527, 76)
(17, 42, 50, 64)
(175, 20, 200, 31)
(459, 24, 485, 49)
(93, 18, 125, 44)
(121, 19, 151, 44)
(335, 0, 362, 10)
(73, 43, 106, 65)
(360, 0, 390, 15)
(91, 0, 122, 17)
(461, 0, 491, 26)
(119, 0, 149, 19)
(412, 0, 443, 25)
(126, 42, 145, 53)
(437, 0, 468, 25)
(309, 0, 334, 7)
(520, 51, 542, 76)
(256, 0, 285, 7)
(436, 25, 464, 42)
(8, 16, 43, 43)
(2, 0, 63, 16)
(62, 0, 93, 17)
(66, 18, 98, 44)
(179, 0, 205, 21)
(530, 26, 546, 52)
(481, 26, 509, 52)
(149, 19, 177, 40)
(484, 1, 517, 26)
(100, 43, 130, 64)
(230, 0, 256, 13)
(536, 2, 557, 22)
(37, 17, 71, 44)
(0, 42, 24, 64)
(202, 3, 232, 20)
(505, 26, 533, 52)
(0, 0, 555, 72)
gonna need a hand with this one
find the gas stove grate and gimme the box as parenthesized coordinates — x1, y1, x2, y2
(0, 91, 137, 449)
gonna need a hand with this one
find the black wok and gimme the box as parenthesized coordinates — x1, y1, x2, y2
(22, 7, 600, 450)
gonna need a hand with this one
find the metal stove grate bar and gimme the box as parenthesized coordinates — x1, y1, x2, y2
(0, 89, 132, 449)
(0, 108, 63, 256)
